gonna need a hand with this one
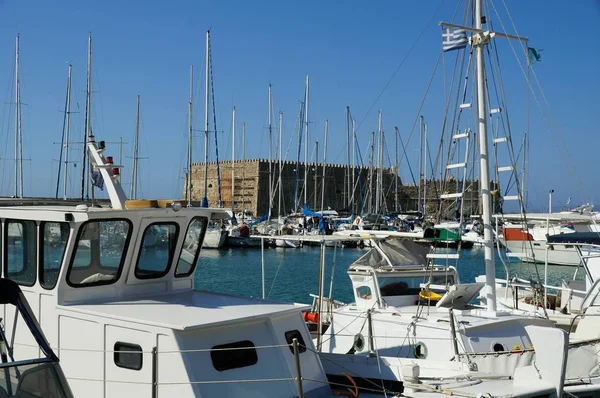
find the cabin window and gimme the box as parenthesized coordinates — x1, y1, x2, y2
(114, 342, 143, 370)
(211, 340, 258, 372)
(135, 223, 179, 279)
(175, 217, 208, 277)
(356, 286, 372, 300)
(285, 330, 307, 354)
(67, 219, 131, 287)
(5, 220, 37, 286)
(379, 275, 454, 297)
(40, 222, 70, 290)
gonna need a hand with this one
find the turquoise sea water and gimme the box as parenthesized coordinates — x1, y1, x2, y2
(194, 245, 582, 305)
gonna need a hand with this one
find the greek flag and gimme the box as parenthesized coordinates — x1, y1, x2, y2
(90, 171, 104, 190)
(442, 27, 468, 52)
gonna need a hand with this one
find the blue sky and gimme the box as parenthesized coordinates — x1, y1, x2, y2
(0, 0, 597, 211)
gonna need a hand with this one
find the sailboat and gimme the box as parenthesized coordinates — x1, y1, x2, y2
(311, 1, 600, 394)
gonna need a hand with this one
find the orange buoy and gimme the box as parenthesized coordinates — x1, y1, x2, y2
(302, 311, 319, 323)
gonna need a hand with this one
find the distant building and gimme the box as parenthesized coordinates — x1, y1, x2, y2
(184, 159, 480, 219)
(185, 159, 402, 216)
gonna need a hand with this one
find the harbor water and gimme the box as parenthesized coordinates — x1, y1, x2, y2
(194, 244, 583, 305)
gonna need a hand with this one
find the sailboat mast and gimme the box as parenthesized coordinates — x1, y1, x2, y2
(321, 120, 328, 212)
(418, 115, 423, 213)
(131, 95, 141, 199)
(395, 126, 399, 212)
(303, 75, 309, 206)
(368, 131, 375, 213)
(64, 65, 72, 199)
(375, 111, 382, 214)
(187, 65, 193, 206)
(85, 35, 93, 202)
(268, 84, 273, 220)
(242, 122, 246, 212)
(14, 35, 22, 198)
(352, 119, 356, 214)
(423, 119, 428, 216)
(278, 112, 283, 218)
(231, 106, 236, 210)
(314, 141, 318, 210)
(474, 0, 496, 314)
(202, 30, 210, 207)
(345, 106, 350, 209)
(57, 64, 73, 200)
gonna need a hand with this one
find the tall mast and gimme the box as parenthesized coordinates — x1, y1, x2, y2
(345, 106, 350, 208)
(352, 119, 356, 214)
(187, 65, 193, 206)
(278, 112, 283, 219)
(268, 84, 273, 219)
(202, 30, 210, 208)
(303, 75, 309, 206)
(58, 64, 73, 200)
(14, 35, 22, 198)
(231, 106, 236, 210)
(131, 95, 141, 199)
(474, 0, 496, 314)
(368, 131, 375, 213)
(321, 120, 328, 212)
(314, 141, 318, 210)
(242, 122, 246, 212)
(83, 34, 93, 201)
(394, 126, 399, 212)
(423, 119, 428, 216)
(418, 115, 423, 213)
(375, 111, 383, 214)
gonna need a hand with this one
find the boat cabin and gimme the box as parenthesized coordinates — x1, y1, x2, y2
(347, 239, 458, 310)
(0, 140, 329, 397)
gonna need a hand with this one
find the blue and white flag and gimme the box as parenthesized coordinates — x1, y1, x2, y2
(442, 27, 468, 52)
(90, 171, 104, 191)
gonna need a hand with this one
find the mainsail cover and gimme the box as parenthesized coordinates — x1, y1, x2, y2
(349, 239, 429, 270)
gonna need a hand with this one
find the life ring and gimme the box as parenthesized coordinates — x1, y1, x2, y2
(354, 217, 361, 225)
(302, 311, 319, 323)
(419, 289, 443, 302)
(331, 373, 359, 397)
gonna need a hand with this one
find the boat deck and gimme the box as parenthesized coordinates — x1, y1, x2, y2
(59, 290, 309, 331)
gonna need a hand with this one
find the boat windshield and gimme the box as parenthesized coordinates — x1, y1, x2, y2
(0, 361, 71, 397)
(379, 274, 454, 297)
(67, 219, 131, 287)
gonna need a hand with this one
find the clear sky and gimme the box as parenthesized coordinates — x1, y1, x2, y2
(0, 0, 597, 212)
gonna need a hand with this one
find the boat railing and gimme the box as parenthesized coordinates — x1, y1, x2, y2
(308, 293, 345, 324)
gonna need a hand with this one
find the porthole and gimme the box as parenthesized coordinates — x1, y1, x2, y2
(353, 334, 365, 352)
(492, 342, 506, 352)
(114, 342, 143, 371)
(414, 342, 428, 359)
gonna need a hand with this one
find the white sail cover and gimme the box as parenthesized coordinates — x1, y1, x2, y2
(349, 239, 429, 270)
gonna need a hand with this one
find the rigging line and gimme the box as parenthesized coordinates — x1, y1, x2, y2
(209, 39, 223, 207)
(397, 130, 417, 186)
(397, 51, 443, 171)
(492, 0, 586, 200)
(353, 0, 446, 133)
(1, 61, 16, 195)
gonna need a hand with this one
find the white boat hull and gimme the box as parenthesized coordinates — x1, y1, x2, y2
(202, 230, 228, 249)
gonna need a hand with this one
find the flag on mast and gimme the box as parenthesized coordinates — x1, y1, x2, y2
(527, 47, 542, 65)
(442, 27, 468, 52)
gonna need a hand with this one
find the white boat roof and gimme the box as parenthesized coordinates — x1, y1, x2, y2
(250, 234, 382, 242)
(496, 212, 596, 222)
(61, 290, 308, 331)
